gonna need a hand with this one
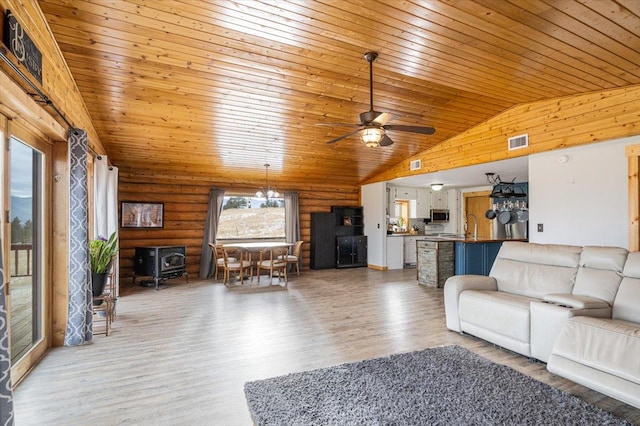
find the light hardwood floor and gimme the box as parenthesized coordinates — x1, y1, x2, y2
(13, 268, 640, 425)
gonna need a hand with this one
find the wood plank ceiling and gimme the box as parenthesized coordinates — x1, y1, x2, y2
(39, 0, 640, 187)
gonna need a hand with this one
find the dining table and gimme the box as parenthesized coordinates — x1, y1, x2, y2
(222, 241, 293, 282)
(222, 241, 293, 252)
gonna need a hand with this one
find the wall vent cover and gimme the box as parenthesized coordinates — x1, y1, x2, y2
(508, 133, 529, 150)
(409, 159, 422, 170)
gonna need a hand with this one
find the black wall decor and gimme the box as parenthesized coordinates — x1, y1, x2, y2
(3, 10, 43, 83)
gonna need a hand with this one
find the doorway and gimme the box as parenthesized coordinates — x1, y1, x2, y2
(462, 191, 493, 239)
(4, 121, 50, 384)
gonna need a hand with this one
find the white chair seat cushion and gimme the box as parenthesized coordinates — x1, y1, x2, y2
(551, 316, 640, 384)
(277, 255, 298, 261)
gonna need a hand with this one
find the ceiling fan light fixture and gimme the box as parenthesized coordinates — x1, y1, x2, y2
(361, 127, 384, 147)
(431, 183, 444, 191)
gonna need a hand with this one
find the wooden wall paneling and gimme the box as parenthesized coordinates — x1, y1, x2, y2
(0, 0, 105, 153)
(36, 0, 640, 187)
(626, 144, 640, 251)
(366, 85, 640, 184)
(51, 140, 68, 346)
(117, 176, 360, 282)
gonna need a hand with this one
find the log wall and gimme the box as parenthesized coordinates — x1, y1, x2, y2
(118, 174, 360, 281)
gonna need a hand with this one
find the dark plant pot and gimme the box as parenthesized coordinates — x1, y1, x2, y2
(92, 271, 108, 301)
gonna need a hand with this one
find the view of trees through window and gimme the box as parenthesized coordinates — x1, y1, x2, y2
(217, 196, 285, 240)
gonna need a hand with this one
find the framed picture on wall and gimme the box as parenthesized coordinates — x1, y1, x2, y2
(121, 202, 164, 228)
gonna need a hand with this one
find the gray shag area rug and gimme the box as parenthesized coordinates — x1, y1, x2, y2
(245, 345, 631, 425)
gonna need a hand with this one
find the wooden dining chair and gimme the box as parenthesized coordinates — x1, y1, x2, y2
(209, 243, 235, 280)
(222, 247, 252, 286)
(256, 246, 289, 286)
(279, 240, 304, 276)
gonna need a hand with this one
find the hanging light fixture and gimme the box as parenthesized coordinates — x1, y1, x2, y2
(361, 127, 384, 148)
(256, 163, 279, 200)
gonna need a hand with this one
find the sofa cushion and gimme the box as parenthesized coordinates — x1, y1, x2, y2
(613, 277, 640, 323)
(573, 268, 622, 305)
(580, 246, 628, 272)
(491, 260, 577, 299)
(493, 241, 582, 267)
(459, 290, 533, 344)
(622, 251, 640, 278)
(552, 316, 640, 385)
(572, 246, 627, 304)
(490, 242, 580, 298)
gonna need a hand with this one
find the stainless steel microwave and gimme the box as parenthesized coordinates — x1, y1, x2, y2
(430, 209, 450, 223)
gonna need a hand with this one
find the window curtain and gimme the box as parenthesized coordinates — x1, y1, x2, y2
(284, 192, 300, 244)
(65, 129, 93, 345)
(199, 188, 225, 278)
(93, 156, 119, 297)
(0, 233, 14, 425)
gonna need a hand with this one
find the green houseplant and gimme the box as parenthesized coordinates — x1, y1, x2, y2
(90, 232, 118, 297)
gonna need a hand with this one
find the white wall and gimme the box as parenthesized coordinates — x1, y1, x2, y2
(528, 135, 640, 248)
(361, 182, 387, 267)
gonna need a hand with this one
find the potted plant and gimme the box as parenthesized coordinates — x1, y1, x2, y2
(90, 232, 119, 297)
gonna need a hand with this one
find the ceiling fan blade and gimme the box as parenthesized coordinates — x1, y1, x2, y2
(326, 128, 363, 144)
(378, 134, 394, 146)
(373, 112, 395, 126)
(316, 123, 362, 127)
(383, 125, 436, 135)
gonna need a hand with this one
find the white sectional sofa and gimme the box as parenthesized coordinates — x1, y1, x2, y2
(444, 241, 640, 408)
(547, 251, 640, 409)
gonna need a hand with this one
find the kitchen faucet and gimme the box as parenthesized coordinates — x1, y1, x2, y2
(465, 214, 478, 241)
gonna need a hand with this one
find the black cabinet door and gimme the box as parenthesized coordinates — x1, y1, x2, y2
(354, 236, 368, 266)
(336, 236, 354, 267)
(310, 212, 336, 269)
(336, 235, 368, 268)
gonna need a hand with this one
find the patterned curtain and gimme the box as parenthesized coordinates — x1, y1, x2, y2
(0, 233, 14, 426)
(199, 188, 225, 278)
(64, 129, 93, 345)
(284, 192, 300, 244)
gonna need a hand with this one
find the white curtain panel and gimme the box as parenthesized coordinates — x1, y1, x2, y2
(93, 156, 119, 297)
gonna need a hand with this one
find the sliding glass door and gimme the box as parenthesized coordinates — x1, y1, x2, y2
(4, 122, 49, 384)
(9, 138, 43, 363)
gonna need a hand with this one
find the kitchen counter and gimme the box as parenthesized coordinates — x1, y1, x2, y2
(422, 236, 528, 243)
(417, 240, 455, 287)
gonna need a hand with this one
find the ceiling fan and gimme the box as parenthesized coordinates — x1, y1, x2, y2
(319, 51, 435, 147)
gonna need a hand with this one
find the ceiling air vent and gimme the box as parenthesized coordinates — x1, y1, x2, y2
(508, 133, 529, 150)
(409, 159, 422, 171)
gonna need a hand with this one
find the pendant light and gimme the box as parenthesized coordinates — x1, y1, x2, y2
(256, 163, 279, 200)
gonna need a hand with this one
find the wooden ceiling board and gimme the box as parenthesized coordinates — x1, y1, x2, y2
(37, 0, 640, 186)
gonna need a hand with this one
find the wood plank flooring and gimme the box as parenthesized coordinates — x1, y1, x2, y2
(13, 268, 640, 425)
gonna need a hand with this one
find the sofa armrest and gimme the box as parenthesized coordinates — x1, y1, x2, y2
(544, 293, 610, 309)
(444, 275, 497, 332)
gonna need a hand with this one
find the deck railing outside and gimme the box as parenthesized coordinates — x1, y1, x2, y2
(11, 243, 32, 277)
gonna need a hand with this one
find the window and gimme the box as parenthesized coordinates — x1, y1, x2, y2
(217, 196, 285, 240)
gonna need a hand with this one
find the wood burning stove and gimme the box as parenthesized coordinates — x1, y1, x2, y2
(133, 245, 189, 290)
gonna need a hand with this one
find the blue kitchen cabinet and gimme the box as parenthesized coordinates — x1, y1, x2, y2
(455, 241, 503, 275)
